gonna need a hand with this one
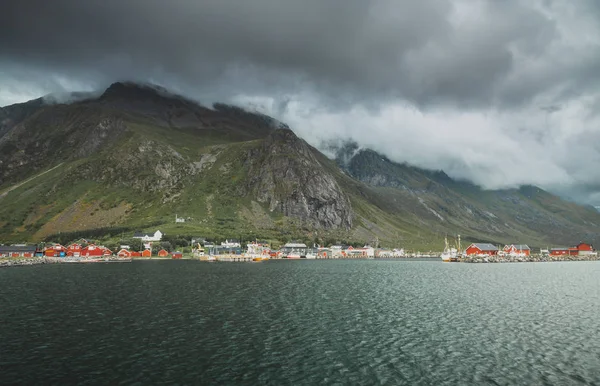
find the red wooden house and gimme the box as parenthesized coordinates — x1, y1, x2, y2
(142, 249, 152, 257)
(158, 249, 169, 257)
(66, 243, 82, 257)
(550, 248, 570, 256)
(44, 244, 66, 257)
(117, 249, 132, 257)
(171, 251, 183, 259)
(465, 243, 499, 256)
(551, 243, 594, 256)
(131, 251, 141, 257)
(576, 242, 594, 255)
(81, 244, 106, 257)
(502, 244, 530, 256)
(0, 245, 37, 257)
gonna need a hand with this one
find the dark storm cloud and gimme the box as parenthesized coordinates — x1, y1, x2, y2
(1, 0, 587, 108)
(2, 0, 600, 204)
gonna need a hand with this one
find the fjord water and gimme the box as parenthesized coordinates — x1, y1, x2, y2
(1, 260, 599, 385)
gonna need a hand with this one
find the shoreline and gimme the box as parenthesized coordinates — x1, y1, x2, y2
(461, 255, 600, 263)
(0, 257, 132, 268)
(3, 255, 600, 268)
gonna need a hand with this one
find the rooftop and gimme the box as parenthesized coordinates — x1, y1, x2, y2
(472, 243, 499, 251)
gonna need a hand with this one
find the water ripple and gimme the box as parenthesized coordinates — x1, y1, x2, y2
(1, 260, 600, 384)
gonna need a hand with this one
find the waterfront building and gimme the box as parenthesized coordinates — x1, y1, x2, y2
(575, 242, 595, 256)
(550, 248, 570, 256)
(81, 244, 112, 257)
(465, 243, 499, 256)
(66, 243, 82, 257)
(281, 242, 307, 257)
(0, 244, 38, 258)
(503, 244, 531, 256)
(44, 244, 66, 257)
(117, 249, 132, 257)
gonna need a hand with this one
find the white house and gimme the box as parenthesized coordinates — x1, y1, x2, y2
(362, 246, 375, 257)
(221, 239, 241, 248)
(133, 230, 163, 242)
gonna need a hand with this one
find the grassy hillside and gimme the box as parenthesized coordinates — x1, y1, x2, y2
(2, 82, 600, 251)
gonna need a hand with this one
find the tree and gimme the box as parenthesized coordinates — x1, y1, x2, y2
(119, 238, 142, 252)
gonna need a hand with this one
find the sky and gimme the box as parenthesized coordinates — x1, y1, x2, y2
(1, 0, 600, 204)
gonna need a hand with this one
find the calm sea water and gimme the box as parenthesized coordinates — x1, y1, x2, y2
(1, 260, 600, 385)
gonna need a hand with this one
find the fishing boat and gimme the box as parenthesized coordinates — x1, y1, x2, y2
(440, 235, 459, 262)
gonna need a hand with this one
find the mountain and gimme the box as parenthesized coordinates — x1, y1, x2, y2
(333, 143, 600, 248)
(1, 82, 599, 250)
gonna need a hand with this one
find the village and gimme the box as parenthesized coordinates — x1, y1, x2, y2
(0, 227, 598, 266)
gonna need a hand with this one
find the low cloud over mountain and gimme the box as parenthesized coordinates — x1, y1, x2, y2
(2, 0, 600, 203)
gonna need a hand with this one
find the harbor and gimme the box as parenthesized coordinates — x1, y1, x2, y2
(1, 233, 599, 266)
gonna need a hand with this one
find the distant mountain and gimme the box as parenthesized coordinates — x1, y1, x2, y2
(332, 142, 600, 248)
(1, 82, 599, 249)
(0, 97, 45, 139)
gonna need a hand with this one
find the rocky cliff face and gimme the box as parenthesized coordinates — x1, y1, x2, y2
(0, 105, 126, 186)
(245, 129, 353, 229)
(70, 138, 196, 203)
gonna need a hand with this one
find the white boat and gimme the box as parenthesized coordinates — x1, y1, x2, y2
(305, 252, 316, 259)
(441, 235, 459, 262)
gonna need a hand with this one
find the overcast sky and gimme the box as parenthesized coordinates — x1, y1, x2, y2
(2, 0, 600, 204)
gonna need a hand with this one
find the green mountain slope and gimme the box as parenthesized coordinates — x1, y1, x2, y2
(1, 82, 599, 250)
(335, 145, 600, 248)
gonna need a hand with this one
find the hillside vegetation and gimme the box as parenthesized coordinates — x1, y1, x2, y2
(1, 82, 599, 250)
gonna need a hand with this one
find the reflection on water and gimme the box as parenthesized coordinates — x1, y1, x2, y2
(1, 260, 600, 384)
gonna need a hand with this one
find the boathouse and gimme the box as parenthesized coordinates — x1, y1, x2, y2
(503, 244, 531, 256)
(117, 249, 132, 258)
(141, 249, 152, 257)
(81, 244, 109, 257)
(158, 249, 169, 257)
(0, 244, 38, 258)
(44, 244, 66, 257)
(171, 251, 183, 259)
(550, 248, 571, 256)
(465, 243, 499, 256)
(576, 242, 594, 255)
(66, 243, 82, 257)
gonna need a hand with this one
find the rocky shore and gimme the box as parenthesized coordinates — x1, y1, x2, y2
(0, 257, 132, 268)
(462, 254, 600, 263)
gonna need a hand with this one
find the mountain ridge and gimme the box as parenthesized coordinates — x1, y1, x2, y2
(1, 82, 598, 249)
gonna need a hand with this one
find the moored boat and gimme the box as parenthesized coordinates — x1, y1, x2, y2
(441, 235, 460, 262)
